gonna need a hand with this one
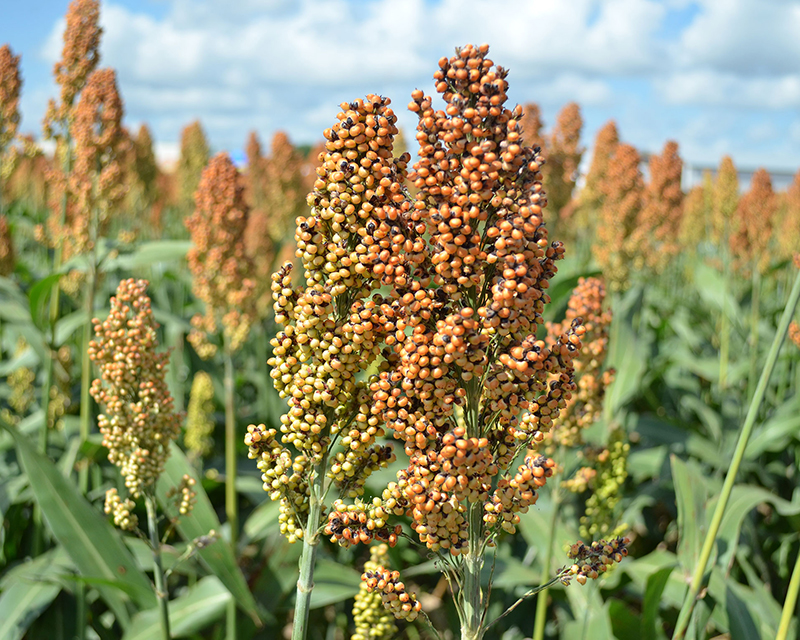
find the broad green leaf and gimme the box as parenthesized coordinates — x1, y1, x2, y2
(122, 576, 230, 640)
(156, 443, 262, 624)
(104, 240, 191, 271)
(242, 499, 281, 544)
(54, 310, 89, 346)
(28, 273, 62, 330)
(308, 558, 361, 609)
(670, 455, 709, 576)
(608, 599, 641, 640)
(0, 578, 61, 640)
(642, 566, 673, 639)
(2, 421, 155, 625)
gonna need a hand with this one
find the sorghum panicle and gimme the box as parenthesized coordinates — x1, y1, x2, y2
(544, 102, 583, 220)
(711, 155, 739, 245)
(89, 278, 182, 497)
(340, 45, 582, 560)
(352, 544, 398, 640)
(165, 474, 197, 516)
(520, 103, 545, 154)
(578, 120, 619, 216)
(0, 215, 14, 275)
(545, 277, 613, 448)
(679, 174, 711, 253)
(635, 140, 683, 272)
(362, 566, 423, 623)
(176, 120, 210, 211)
(578, 426, 630, 540)
(104, 487, 138, 531)
(46, 0, 101, 125)
(185, 152, 256, 357)
(0, 44, 22, 158)
(776, 170, 800, 262)
(788, 321, 800, 351)
(184, 371, 216, 458)
(730, 167, 777, 275)
(560, 536, 629, 585)
(593, 143, 645, 292)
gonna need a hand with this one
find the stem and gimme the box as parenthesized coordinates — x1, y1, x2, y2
(719, 239, 731, 390)
(292, 449, 329, 640)
(461, 501, 485, 640)
(747, 264, 761, 401)
(79, 263, 96, 494)
(672, 267, 800, 639)
(532, 492, 561, 640)
(222, 338, 237, 640)
(145, 494, 172, 640)
(776, 546, 800, 640)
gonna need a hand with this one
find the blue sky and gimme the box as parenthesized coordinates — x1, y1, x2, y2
(2, 0, 799, 175)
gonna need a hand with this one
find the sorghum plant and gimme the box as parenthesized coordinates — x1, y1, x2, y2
(543, 102, 583, 231)
(177, 120, 210, 212)
(777, 169, 800, 263)
(577, 121, 619, 221)
(248, 44, 628, 640)
(730, 167, 777, 277)
(184, 371, 216, 460)
(89, 278, 184, 639)
(0, 213, 14, 275)
(635, 140, 683, 273)
(520, 102, 545, 154)
(185, 151, 256, 638)
(678, 172, 711, 256)
(593, 142, 645, 292)
(0, 44, 22, 193)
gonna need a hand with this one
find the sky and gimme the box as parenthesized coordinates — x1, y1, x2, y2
(2, 0, 799, 177)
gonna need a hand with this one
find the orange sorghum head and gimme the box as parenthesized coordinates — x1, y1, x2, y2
(544, 102, 583, 222)
(362, 565, 423, 622)
(730, 167, 777, 275)
(89, 279, 182, 497)
(0, 44, 22, 156)
(777, 169, 800, 263)
(579, 120, 619, 215)
(352, 544, 398, 640)
(52, 0, 101, 117)
(560, 536, 630, 585)
(679, 177, 710, 253)
(546, 277, 613, 448)
(0, 215, 14, 276)
(635, 140, 683, 272)
(593, 142, 645, 292)
(185, 152, 256, 356)
(788, 321, 800, 351)
(520, 102, 545, 153)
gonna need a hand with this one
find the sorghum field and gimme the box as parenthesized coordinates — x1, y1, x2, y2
(1, 3, 800, 640)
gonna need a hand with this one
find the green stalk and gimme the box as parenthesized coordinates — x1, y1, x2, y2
(78, 263, 96, 494)
(672, 267, 800, 639)
(292, 449, 329, 640)
(747, 264, 761, 401)
(461, 501, 485, 640)
(719, 258, 731, 391)
(222, 337, 237, 640)
(532, 491, 561, 640)
(776, 546, 800, 640)
(145, 494, 172, 640)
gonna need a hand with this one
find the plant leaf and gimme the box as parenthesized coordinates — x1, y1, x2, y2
(155, 442, 262, 625)
(2, 420, 156, 625)
(121, 576, 230, 640)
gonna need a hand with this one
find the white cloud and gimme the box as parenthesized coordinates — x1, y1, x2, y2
(656, 70, 800, 108)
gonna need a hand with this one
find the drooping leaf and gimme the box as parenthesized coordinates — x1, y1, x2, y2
(155, 442, 262, 624)
(2, 420, 155, 626)
(122, 576, 230, 640)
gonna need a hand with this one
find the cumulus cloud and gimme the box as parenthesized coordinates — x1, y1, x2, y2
(35, 0, 799, 170)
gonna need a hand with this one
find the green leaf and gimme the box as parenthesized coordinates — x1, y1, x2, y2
(2, 420, 156, 625)
(308, 558, 361, 609)
(670, 455, 709, 576)
(609, 599, 641, 640)
(642, 566, 673, 639)
(28, 273, 62, 330)
(155, 443, 262, 624)
(104, 240, 191, 271)
(0, 578, 61, 640)
(122, 576, 230, 640)
(242, 499, 281, 544)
